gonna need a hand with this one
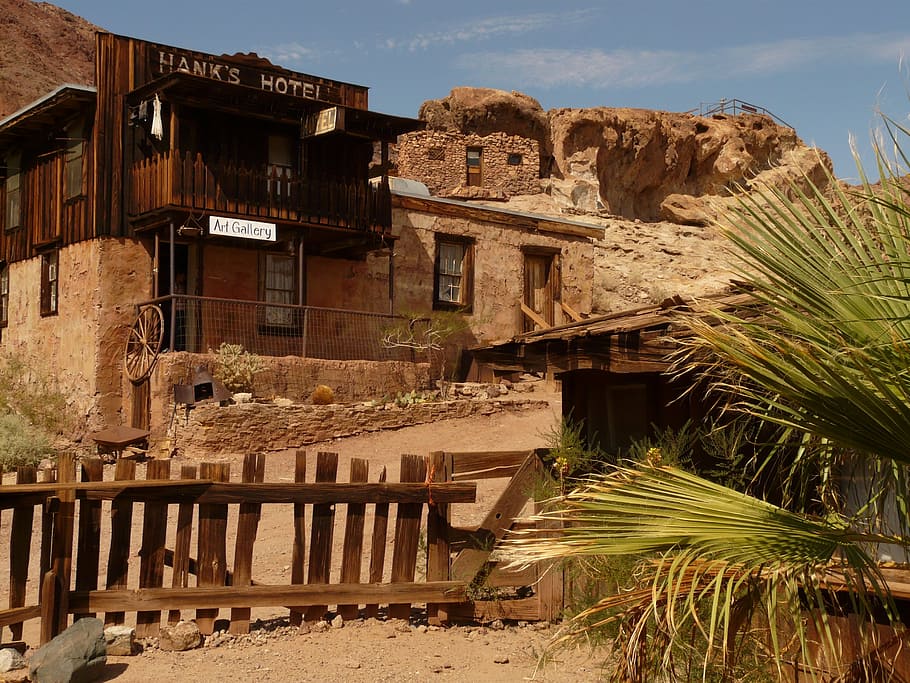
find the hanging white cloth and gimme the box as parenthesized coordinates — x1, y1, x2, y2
(151, 94, 164, 141)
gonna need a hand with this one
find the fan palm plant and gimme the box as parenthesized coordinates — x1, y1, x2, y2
(506, 116, 910, 681)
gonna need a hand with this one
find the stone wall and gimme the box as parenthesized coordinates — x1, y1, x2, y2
(171, 396, 548, 458)
(397, 131, 539, 197)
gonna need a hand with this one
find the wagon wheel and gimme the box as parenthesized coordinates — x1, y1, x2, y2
(124, 304, 164, 383)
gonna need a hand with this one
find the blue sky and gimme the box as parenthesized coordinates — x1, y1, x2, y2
(56, 0, 910, 180)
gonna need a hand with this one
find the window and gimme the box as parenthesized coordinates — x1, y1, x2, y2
(5, 152, 20, 230)
(63, 120, 85, 199)
(0, 264, 8, 328)
(41, 251, 58, 316)
(507, 153, 523, 166)
(268, 135, 294, 198)
(434, 236, 473, 311)
(427, 147, 445, 161)
(465, 146, 483, 187)
(260, 253, 297, 331)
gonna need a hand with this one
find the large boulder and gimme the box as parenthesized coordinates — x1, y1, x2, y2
(28, 618, 107, 683)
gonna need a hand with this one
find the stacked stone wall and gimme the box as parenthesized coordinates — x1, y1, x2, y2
(397, 131, 539, 197)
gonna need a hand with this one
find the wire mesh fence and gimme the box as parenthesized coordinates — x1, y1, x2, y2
(143, 296, 427, 362)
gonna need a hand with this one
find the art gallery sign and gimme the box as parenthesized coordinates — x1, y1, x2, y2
(208, 216, 276, 242)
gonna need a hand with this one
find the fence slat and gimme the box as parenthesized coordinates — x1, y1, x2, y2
(168, 464, 197, 625)
(364, 466, 388, 619)
(305, 452, 338, 622)
(105, 459, 136, 625)
(337, 458, 369, 621)
(38, 467, 56, 602)
(8, 466, 37, 640)
(74, 458, 104, 621)
(230, 454, 265, 634)
(289, 450, 306, 627)
(136, 459, 171, 637)
(50, 452, 77, 637)
(388, 454, 427, 620)
(196, 462, 229, 635)
(426, 451, 453, 626)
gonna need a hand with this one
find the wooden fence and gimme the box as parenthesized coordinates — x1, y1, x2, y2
(0, 449, 560, 648)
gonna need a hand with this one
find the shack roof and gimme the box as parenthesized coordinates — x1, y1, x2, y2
(0, 84, 97, 147)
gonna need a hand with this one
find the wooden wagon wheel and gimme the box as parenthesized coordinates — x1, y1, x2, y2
(124, 304, 164, 383)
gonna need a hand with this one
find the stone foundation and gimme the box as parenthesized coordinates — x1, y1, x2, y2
(169, 397, 549, 459)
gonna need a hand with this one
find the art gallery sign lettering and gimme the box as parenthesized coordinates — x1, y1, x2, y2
(208, 216, 276, 242)
(151, 45, 354, 106)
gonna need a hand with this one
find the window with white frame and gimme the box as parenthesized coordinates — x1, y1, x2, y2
(434, 236, 473, 311)
(262, 252, 296, 329)
(5, 152, 20, 230)
(41, 250, 58, 316)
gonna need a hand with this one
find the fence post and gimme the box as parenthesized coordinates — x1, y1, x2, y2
(426, 451, 453, 625)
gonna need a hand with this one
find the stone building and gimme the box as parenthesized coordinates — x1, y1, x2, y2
(396, 130, 539, 198)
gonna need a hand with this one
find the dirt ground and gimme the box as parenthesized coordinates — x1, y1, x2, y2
(2, 386, 609, 682)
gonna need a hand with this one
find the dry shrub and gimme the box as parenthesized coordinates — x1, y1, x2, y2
(310, 384, 335, 405)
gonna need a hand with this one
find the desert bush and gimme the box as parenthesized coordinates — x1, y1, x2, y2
(210, 343, 264, 394)
(0, 413, 54, 468)
(310, 384, 335, 405)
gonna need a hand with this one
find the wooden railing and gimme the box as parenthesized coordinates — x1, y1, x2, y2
(128, 150, 392, 233)
(0, 451, 475, 645)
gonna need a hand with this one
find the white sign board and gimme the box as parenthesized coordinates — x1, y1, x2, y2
(208, 216, 276, 242)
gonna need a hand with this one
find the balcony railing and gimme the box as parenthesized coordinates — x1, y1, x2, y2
(144, 295, 423, 362)
(128, 151, 391, 233)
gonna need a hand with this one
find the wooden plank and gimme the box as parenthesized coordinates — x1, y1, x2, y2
(39, 571, 59, 645)
(105, 458, 136, 625)
(289, 450, 306, 627)
(51, 452, 77, 636)
(521, 302, 551, 331)
(8, 466, 37, 640)
(337, 458, 368, 621)
(74, 458, 104, 621)
(168, 464, 197, 625)
(230, 453, 265, 634)
(38, 467, 55, 601)
(364, 466, 388, 619)
(136, 459, 171, 637)
(196, 462, 230, 635)
(69, 582, 468, 612)
(0, 605, 41, 630)
(451, 453, 541, 584)
(388, 454, 427, 620)
(446, 596, 546, 622)
(560, 300, 585, 323)
(426, 451, 452, 626)
(305, 452, 338, 622)
(448, 450, 534, 478)
(0, 480, 476, 506)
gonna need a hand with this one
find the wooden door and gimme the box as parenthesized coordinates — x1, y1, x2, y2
(523, 253, 557, 332)
(466, 147, 483, 187)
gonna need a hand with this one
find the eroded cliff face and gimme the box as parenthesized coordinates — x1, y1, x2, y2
(416, 88, 833, 225)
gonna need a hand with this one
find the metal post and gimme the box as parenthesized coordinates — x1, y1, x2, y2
(169, 220, 176, 351)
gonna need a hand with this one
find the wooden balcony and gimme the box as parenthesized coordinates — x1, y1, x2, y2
(128, 150, 391, 233)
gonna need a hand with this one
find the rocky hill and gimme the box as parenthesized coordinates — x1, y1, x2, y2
(0, 0, 97, 117)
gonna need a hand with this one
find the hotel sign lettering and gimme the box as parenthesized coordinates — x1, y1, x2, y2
(209, 216, 276, 242)
(149, 44, 363, 107)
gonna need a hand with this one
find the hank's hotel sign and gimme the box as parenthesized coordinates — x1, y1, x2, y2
(209, 216, 276, 242)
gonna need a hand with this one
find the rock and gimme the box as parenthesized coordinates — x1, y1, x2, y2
(273, 397, 293, 407)
(28, 617, 107, 683)
(493, 655, 510, 664)
(158, 621, 202, 652)
(330, 615, 344, 629)
(0, 649, 25, 672)
(233, 392, 252, 404)
(659, 193, 714, 226)
(311, 621, 330, 633)
(103, 625, 136, 656)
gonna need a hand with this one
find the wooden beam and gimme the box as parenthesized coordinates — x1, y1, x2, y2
(520, 303, 550, 331)
(68, 582, 468, 612)
(560, 301, 585, 323)
(0, 605, 41, 629)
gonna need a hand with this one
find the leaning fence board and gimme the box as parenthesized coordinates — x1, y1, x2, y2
(38, 467, 55, 601)
(230, 453, 265, 634)
(338, 458, 369, 621)
(136, 459, 171, 637)
(388, 454, 427, 620)
(449, 450, 537, 481)
(68, 582, 467, 612)
(305, 452, 338, 622)
(289, 450, 307, 626)
(426, 451, 453, 626)
(74, 458, 104, 621)
(9, 465, 37, 640)
(364, 466, 388, 619)
(196, 462, 230, 635)
(105, 458, 136, 626)
(168, 464, 197, 625)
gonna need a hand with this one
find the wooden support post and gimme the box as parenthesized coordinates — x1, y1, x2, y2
(337, 458, 369, 621)
(305, 452, 338, 622)
(38, 467, 56, 600)
(136, 459, 171, 637)
(105, 459, 136, 626)
(196, 462, 230, 635)
(51, 452, 76, 636)
(9, 465, 37, 640)
(74, 458, 104, 620)
(289, 450, 306, 626)
(426, 451, 452, 626)
(39, 571, 59, 646)
(168, 464, 197, 625)
(364, 466, 388, 619)
(230, 454, 265, 634)
(388, 454, 428, 621)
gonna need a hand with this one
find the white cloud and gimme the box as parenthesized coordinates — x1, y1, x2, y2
(261, 42, 320, 67)
(455, 32, 910, 89)
(381, 9, 595, 52)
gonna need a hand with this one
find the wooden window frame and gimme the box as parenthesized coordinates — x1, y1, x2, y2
(433, 234, 474, 313)
(4, 152, 21, 231)
(40, 250, 58, 317)
(63, 119, 86, 201)
(0, 263, 8, 329)
(257, 251, 301, 335)
(466, 146, 483, 187)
